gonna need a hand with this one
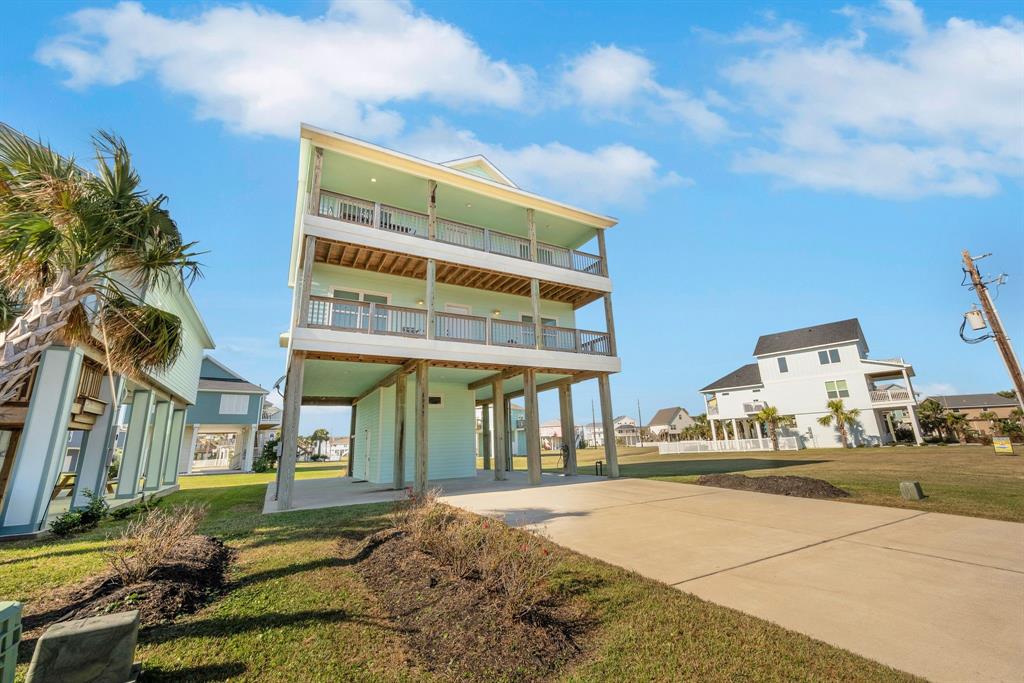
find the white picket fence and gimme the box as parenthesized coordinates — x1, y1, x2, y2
(658, 436, 801, 454)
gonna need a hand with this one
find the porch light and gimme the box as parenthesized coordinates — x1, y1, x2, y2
(417, 299, 424, 306)
(465, 203, 472, 208)
(492, 310, 501, 317)
(370, 177, 377, 182)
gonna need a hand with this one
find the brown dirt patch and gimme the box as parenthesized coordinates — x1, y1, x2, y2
(20, 534, 232, 657)
(340, 529, 591, 682)
(697, 473, 851, 499)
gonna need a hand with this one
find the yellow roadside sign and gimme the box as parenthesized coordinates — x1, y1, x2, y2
(992, 437, 1015, 455)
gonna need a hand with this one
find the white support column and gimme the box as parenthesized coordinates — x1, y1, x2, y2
(731, 418, 738, 446)
(183, 425, 199, 475)
(710, 417, 718, 441)
(243, 423, 258, 472)
(117, 389, 154, 499)
(0, 346, 83, 534)
(425, 259, 436, 340)
(162, 409, 186, 485)
(907, 405, 924, 445)
(598, 374, 619, 477)
(276, 351, 306, 510)
(71, 374, 124, 508)
(142, 401, 172, 492)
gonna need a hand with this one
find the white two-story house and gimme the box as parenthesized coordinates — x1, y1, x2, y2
(700, 319, 924, 448)
(272, 124, 623, 509)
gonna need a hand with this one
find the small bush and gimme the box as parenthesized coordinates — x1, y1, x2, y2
(49, 489, 109, 537)
(105, 502, 207, 585)
(109, 492, 160, 520)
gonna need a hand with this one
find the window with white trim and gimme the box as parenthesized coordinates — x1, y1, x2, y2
(778, 357, 788, 373)
(219, 394, 250, 415)
(824, 380, 850, 399)
(818, 349, 841, 365)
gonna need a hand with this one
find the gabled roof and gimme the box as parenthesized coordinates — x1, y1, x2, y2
(701, 363, 763, 392)
(926, 394, 1018, 410)
(198, 378, 268, 395)
(647, 406, 685, 427)
(442, 155, 517, 187)
(201, 355, 244, 381)
(754, 318, 864, 356)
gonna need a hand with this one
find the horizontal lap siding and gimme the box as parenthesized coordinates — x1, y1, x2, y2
(186, 392, 261, 425)
(370, 377, 475, 486)
(143, 280, 208, 404)
(353, 389, 381, 481)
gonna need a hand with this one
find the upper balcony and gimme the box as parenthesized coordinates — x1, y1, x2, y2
(315, 190, 606, 277)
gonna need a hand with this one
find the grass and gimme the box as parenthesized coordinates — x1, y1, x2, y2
(488, 443, 1024, 522)
(4, 463, 920, 682)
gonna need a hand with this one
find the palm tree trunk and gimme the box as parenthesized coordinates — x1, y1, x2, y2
(0, 272, 89, 405)
(839, 423, 849, 448)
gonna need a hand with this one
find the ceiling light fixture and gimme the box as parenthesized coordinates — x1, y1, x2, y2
(465, 203, 472, 208)
(370, 177, 377, 183)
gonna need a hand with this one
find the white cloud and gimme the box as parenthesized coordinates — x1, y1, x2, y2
(397, 119, 687, 208)
(561, 45, 729, 140)
(725, 1, 1024, 198)
(37, 0, 528, 138)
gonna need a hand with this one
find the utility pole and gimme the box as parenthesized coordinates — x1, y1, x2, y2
(962, 250, 1024, 411)
(636, 399, 644, 447)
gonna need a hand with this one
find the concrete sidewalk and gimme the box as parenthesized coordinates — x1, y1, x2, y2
(442, 476, 1024, 683)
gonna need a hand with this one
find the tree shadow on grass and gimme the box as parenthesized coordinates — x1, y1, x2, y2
(139, 661, 248, 682)
(619, 458, 829, 479)
(141, 607, 404, 646)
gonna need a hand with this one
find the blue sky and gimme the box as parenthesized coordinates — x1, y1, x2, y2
(2, 0, 1022, 434)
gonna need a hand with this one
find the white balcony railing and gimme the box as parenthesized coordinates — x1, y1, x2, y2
(304, 296, 613, 356)
(742, 401, 766, 414)
(870, 389, 911, 403)
(315, 190, 606, 276)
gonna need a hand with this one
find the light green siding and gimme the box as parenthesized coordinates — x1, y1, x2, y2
(355, 376, 475, 485)
(143, 278, 213, 404)
(311, 264, 575, 327)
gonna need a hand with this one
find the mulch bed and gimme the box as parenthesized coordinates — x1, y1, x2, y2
(19, 534, 232, 659)
(340, 529, 591, 682)
(697, 473, 851, 499)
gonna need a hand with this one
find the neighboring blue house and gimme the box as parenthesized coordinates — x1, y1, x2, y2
(179, 356, 269, 474)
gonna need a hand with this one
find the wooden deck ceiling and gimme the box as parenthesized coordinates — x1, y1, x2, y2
(314, 238, 602, 308)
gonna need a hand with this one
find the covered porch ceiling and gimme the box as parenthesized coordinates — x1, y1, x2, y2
(300, 353, 591, 406)
(313, 237, 603, 307)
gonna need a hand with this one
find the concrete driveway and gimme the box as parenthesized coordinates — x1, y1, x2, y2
(442, 475, 1024, 683)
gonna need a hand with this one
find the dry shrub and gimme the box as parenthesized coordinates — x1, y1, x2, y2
(105, 502, 207, 585)
(392, 492, 555, 617)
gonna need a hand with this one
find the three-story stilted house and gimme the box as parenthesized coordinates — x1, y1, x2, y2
(274, 125, 623, 509)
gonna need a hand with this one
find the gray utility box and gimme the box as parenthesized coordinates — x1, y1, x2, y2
(26, 610, 140, 683)
(899, 481, 926, 501)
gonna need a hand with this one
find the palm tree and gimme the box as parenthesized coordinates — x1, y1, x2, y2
(310, 428, 331, 459)
(817, 399, 861, 448)
(917, 399, 947, 439)
(0, 126, 201, 404)
(978, 410, 999, 435)
(754, 405, 783, 451)
(943, 412, 971, 444)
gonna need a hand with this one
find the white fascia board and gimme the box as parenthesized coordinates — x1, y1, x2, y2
(303, 214, 612, 293)
(701, 383, 764, 393)
(291, 327, 621, 374)
(753, 339, 861, 358)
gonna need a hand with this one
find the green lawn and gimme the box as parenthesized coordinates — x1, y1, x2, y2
(490, 444, 1024, 522)
(4, 463, 919, 682)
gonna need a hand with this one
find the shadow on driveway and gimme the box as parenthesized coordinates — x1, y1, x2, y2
(618, 458, 829, 479)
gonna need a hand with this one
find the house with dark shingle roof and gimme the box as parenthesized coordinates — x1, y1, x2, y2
(179, 356, 270, 474)
(698, 318, 924, 449)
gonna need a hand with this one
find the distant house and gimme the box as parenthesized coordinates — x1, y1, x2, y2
(646, 407, 695, 441)
(179, 356, 269, 474)
(611, 416, 641, 446)
(475, 403, 526, 466)
(700, 318, 923, 448)
(925, 394, 1020, 435)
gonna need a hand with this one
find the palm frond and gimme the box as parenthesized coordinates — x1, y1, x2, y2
(98, 294, 183, 377)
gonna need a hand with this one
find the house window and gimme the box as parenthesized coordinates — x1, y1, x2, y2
(428, 396, 442, 406)
(818, 349, 841, 365)
(219, 394, 250, 415)
(778, 357, 788, 373)
(824, 380, 850, 399)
